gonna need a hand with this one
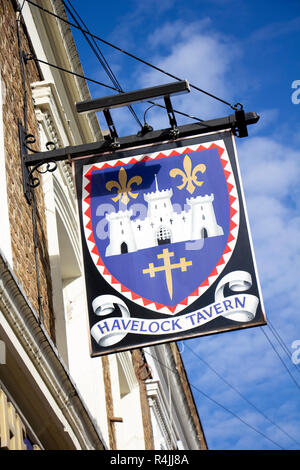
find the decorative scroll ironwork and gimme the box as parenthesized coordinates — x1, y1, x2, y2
(19, 121, 58, 204)
(24, 133, 57, 155)
(27, 160, 58, 189)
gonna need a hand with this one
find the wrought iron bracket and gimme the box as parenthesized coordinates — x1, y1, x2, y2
(102, 108, 120, 149)
(18, 111, 259, 205)
(19, 120, 57, 205)
(137, 122, 154, 137)
(233, 104, 248, 138)
(164, 95, 179, 139)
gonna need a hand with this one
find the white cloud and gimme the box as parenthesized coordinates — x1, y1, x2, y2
(140, 24, 239, 121)
(109, 19, 241, 135)
(238, 137, 300, 305)
(248, 16, 300, 43)
(250, 109, 279, 134)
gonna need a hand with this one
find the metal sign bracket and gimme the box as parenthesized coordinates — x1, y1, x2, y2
(164, 95, 179, 139)
(102, 108, 120, 149)
(19, 120, 57, 205)
(18, 81, 259, 204)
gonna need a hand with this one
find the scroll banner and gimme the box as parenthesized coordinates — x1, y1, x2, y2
(91, 271, 259, 347)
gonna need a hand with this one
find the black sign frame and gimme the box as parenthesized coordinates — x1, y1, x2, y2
(74, 130, 266, 357)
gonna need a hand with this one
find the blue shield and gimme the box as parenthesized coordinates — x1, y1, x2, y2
(82, 141, 239, 314)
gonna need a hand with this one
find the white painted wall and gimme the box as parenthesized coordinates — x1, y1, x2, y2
(111, 353, 145, 449)
(63, 277, 109, 443)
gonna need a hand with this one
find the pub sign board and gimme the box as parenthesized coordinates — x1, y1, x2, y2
(74, 130, 266, 357)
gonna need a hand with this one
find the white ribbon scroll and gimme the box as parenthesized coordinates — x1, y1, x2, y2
(91, 295, 131, 347)
(90, 271, 259, 347)
(215, 270, 259, 322)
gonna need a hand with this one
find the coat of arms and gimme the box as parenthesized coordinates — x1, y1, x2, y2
(76, 132, 265, 354)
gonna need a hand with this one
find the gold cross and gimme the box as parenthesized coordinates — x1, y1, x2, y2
(142, 248, 192, 299)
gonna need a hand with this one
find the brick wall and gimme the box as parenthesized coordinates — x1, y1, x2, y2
(131, 349, 155, 449)
(0, 0, 55, 340)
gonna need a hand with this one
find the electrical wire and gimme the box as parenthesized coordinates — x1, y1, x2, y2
(144, 101, 205, 123)
(25, 0, 240, 111)
(26, 55, 207, 128)
(23, 0, 300, 450)
(143, 104, 157, 125)
(17, 6, 28, 133)
(62, 0, 143, 130)
(63, 0, 120, 89)
(267, 321, 300, 375)
(26, 55, 118, 92)
(62, 0, 206, 126)
(183, 342, 300, 449)
(24, 0, 216, 127)
(260, 327, 300, 392)
(144, 349, 286, 450)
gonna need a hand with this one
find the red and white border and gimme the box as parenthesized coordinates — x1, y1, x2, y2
(82, 138, 239, 315)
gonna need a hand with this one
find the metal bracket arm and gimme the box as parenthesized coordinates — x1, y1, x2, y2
(164, 96, 179, 139)
(102, 109, 120, 149)
(234, 105, 248, 138)
(20, 111, 259, 177)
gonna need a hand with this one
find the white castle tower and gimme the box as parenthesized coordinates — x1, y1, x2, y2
(144, 175, 174, 221)
(105, 176, 223, 257)
(105, 210, 137, 256)
(187, 194, 224, 240)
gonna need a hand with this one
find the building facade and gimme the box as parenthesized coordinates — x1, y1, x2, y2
(0, 0, 207, 450)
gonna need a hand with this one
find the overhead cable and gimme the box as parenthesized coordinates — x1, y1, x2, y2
(23, 0, 214, 126)
(267, 321, 300, 376)
(25, 55, 119, 91)
(144, 349, 286, 450)
(62, 0, 143, 130)
(25, 0, 239, 111)
(25, 55, 206, 127)
(63, 0, 205, 126)
(260, 327, 300, 392)
(183, 342, 300, 448)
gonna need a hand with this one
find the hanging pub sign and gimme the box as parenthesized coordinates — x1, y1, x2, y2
(74, 130, 266, 356)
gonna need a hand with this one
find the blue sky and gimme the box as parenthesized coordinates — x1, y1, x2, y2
(66, 0, 300, 450)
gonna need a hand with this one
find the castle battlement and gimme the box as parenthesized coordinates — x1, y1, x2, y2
(186, 193, 214, 205)
(144, 188, 173, 201)
(106, 209, 133, 221)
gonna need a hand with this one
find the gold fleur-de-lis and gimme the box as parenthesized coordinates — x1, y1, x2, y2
(106, 167, 142, 205)
(169, 155, 206, 194)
